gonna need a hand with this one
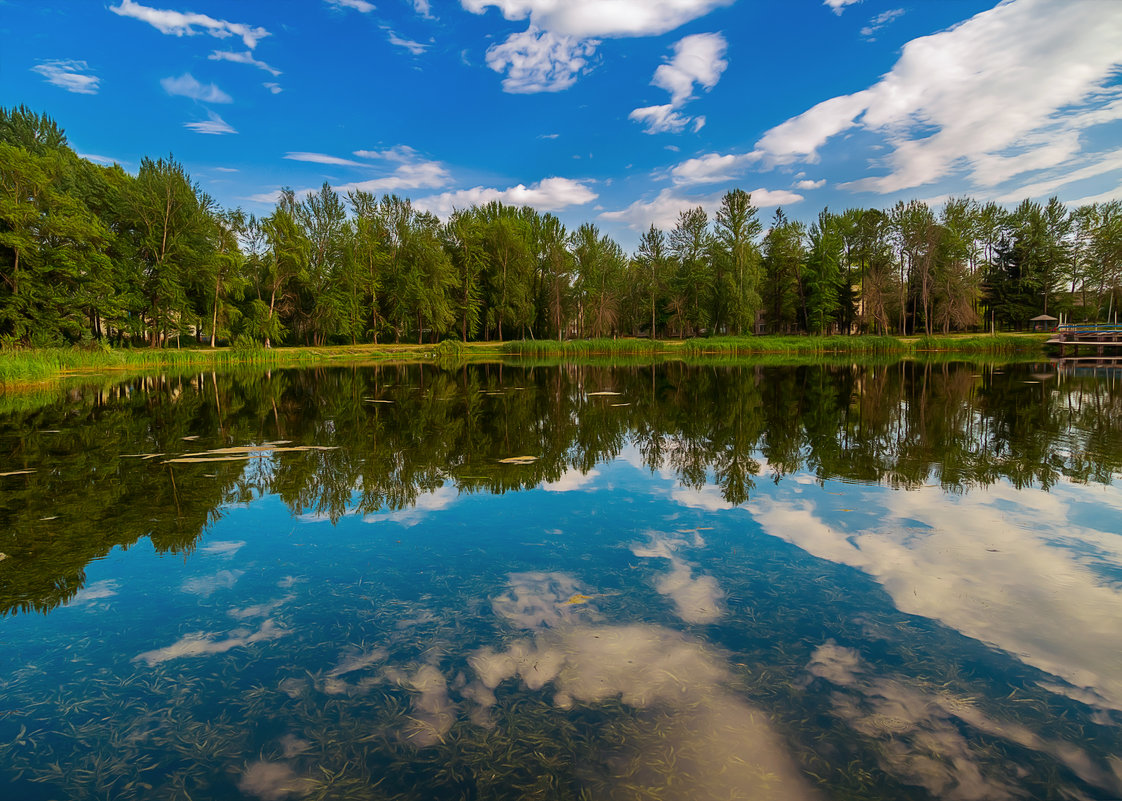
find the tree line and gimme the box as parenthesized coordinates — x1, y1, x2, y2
(3, 105, 1121, 347)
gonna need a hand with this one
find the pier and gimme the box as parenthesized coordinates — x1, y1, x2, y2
(1046, 324, 1122, 356)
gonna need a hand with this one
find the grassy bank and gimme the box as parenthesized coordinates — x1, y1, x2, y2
(1, 333, 1048, 388)
(505, 333, 1048, 358)
(0, 341, 502, 386)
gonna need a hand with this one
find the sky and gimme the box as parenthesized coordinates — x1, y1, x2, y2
(3, 0, 1122, 249)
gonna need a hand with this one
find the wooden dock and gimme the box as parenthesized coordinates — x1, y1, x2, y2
(1046, 324, 1122, 355)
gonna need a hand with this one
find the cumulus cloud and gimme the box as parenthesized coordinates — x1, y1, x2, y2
(794, 178, 826, 190)
(414, 177, 597, 218)
(601, 186, 802, 231)
(466, 0, 732, 91)
(184, 110, 237, 135)
(484, 27, 598, 93)
(363, 484, 460, 527)
(110, 0, 269, 49)
(823, 0, 861, 14)
(31, 60, 100, 94)
(462, 0, 733, 38)
(161, 73, 232, 103)
(755, 0, 1122, 195)
(631, 33, 727, 134)
(630, 534, 724, 623)
(209, 49, 281, 76)
(669, 151, 761, 185)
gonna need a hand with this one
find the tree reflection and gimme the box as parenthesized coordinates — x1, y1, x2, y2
(1, 360, 1119, 615)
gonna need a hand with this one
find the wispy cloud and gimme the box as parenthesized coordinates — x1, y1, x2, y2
(209, 49, 281, 76)
(161, 73, 232, 103)
(110, 0, 269, 49)
(860, 8, 904, 40)
(754, 0, 1122, 196)
(386, 31, 428, 55)
(247, 147, 452, 204)
(31, 60, 100, 94)
(184, 110, 238, 135)
(667, 151, 761, 186)
(285, 152, 363, 167)
(630, 33, 727, 134)
(263, 82, 283, 94)
(325, 0, 375, 11)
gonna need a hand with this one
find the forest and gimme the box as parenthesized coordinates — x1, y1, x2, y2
(2, 104, 1121, 348)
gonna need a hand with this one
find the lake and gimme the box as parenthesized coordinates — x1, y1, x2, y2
(1, 359, 1120, 800)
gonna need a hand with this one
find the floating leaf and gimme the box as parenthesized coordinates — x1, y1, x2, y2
(562, 594, 592, 606)
(586, 391, 622, 396)
(181, 435, 200, 441)
(0, 469, 35, 477)
(610, 403, 631, 407)
(0, 553, 7, 561)
(499, 456, 538, 465)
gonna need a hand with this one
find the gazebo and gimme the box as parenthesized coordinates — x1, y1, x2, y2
(1029, 313, 1057, 332)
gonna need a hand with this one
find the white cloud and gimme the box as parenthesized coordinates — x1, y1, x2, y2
(414, 0, 432, 16)
(484, 27, 598, 93)
(755, 0, 1122, 195)
(181, 568, 244, 595)
(823, 0, 861, 14)
(31, 60, 100, 94)
(750, 476, 1122, 711)
(184, 111, 237, 135)
(629, 104, 692, 134)
(363, 484, 459, 526)
(71, 579, 120, 604)
(237, 762, 315, 801)
(860, 7, 904, 39)
(631, 33, 727, 134)
(669, 151, 761, 185)
(794, 178, 826, 190)
(462, 0, 733, 39)
(415, 176, 597, 217)
(387, 31, 428, 55)
(248, 147, 451, 204)
(78, 153, 119, 165)
(209, 49, 281, 76)
(542, 467, 600, 492)
(135, 618, 289, 666)
(284, 151, 363, 167)
(161, 73, 232, 103)
(652, 32, 728, 106)
(324, 0, 375, 12)
(263, 82, 283, 94)
(110, 0, 269, 49)
(601, 186, 802, 231)
(201, 539, 245, 556)
(466, 0, 732, 92)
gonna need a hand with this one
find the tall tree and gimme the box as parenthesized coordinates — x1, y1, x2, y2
(714, 189, 762, 335)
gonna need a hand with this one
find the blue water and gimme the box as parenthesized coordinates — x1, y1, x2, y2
(1, 361, 1120, 800)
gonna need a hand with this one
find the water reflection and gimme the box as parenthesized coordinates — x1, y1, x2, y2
(2, 361, 1119, 618)
(0, 360, 1120, 800)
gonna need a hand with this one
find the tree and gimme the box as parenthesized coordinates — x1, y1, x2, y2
(761, 209, 805, 333)
(668, 207, 713, 337)
(803, 209, 844, 334)
(714, 189, 762, 335)
(634, 224, 670, 338)
(572, 223, 626, 338)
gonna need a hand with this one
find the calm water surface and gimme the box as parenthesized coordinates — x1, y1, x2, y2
(1, 360, 1121, 800)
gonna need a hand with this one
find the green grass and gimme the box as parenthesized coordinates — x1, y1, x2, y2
(0, 333, 1049, 388)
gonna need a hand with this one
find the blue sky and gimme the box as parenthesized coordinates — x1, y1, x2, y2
(4, 0, 1121, 248)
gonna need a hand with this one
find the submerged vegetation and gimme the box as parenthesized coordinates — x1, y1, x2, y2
(1, 361, 1120, 800)
(3, 105, 1120, 355)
